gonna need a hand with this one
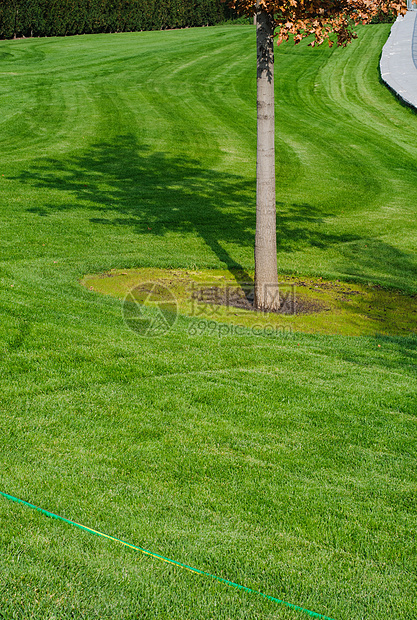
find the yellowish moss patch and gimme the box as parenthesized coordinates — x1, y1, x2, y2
(81, 268, 417, 337)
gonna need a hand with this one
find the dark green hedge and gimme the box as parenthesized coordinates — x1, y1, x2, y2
(0, 0, 236, 39)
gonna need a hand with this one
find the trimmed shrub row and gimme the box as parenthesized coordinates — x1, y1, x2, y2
(0, 0, 236, 39)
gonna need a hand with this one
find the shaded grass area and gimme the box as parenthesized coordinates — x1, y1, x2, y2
(0, 23, 416, 620)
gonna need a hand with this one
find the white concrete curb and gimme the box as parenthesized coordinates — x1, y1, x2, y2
(380, 12, 417, 110)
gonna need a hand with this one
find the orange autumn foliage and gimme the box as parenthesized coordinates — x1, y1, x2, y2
(228, 0, 407, 46)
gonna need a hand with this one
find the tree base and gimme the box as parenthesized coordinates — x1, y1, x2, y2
(254, 283, 280, 312)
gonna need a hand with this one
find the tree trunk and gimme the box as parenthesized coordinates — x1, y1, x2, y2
(254, 8, 279, 312)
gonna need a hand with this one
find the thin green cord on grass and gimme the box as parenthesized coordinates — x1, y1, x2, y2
(0, 490, 335, 620)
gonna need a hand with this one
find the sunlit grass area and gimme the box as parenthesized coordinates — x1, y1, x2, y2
(0, 23, 416, 620)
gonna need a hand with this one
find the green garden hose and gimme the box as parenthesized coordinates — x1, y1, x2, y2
(0, 490, 335, 620)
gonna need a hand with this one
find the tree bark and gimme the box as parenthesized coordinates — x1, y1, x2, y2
(254, 8, 279, 311)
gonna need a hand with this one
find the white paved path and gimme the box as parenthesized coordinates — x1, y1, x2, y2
(380, 11, 417, 110)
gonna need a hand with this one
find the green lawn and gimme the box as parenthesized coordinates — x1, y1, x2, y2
(0, 23, 416, 620)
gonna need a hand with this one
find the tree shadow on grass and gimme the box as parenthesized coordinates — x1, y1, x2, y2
(20, 133, 359, 266)
(337, 239, 417, 293)
(275, 201, 360, 252)
(18, 133, 417, 302)
(23, 134, 256, 282)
